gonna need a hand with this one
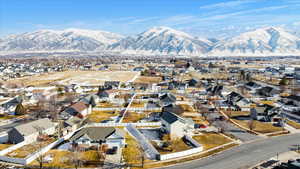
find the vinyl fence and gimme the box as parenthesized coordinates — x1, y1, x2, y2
(88, 122, 161, 127)
(159, 147, 203, 161)
(184, 135, 202, 148)
(0, 141, 28, 156)
(0, 128, 77, 165)
(94, 107, 161, 112)
(126, 124, 160, 160)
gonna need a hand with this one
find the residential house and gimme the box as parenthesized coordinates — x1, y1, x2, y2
(159, 93, 176, 107)
(104, 81, 120, 89)
(244, 81, 261, 92)
(64, 116, 85, 133)
(226, 92, 251, 111)
(282, 95, 300, 107)
(69, 127, 125, 149)
(63, 101, 91, 118)
(1, 96, 22, 115)
(250, 104, 280, 122)
(257, 86, 280, 97)
(162, 104, 184, 115)
(98, 89, 119, 99)
(161, 111, 193, 140)
(8, 118, 56, 144)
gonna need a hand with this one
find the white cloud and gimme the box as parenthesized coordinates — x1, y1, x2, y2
(200, 0, 260, 9)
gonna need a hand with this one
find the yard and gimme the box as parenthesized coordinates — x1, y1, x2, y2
(0, 144, 12, 151)
(31, 149, 104, 168)
(122, 133, 143, 165)
(179, 104, 195, 112)
(286, 120, 300, 129)
(130, 101, 145, 108)
(152, 138, 192, 155)
(87, 110, 118, 123)
(150, 134, 192, 155)
(96, 101, 120, 108)
(8, 138, 55, 158)
(122, 111, 146, 123)
(193, 132, 232, 150)
(225, 111, 250, 118)
(182, 113, 208, 125)
(232, 119, 284, 134)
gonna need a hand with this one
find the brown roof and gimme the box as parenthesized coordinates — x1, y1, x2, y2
(71, 101, 88, 112)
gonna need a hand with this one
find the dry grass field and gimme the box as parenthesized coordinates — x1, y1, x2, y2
(193, 133, 232, 150)
(6, 70, 139, 87)
(134, 76, 162, 84)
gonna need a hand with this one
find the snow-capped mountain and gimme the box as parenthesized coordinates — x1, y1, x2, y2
(0, 29, 123, 51)
(108, 26, 213, 55)
(210, 27, 300, 56)
(1, 26, 300, 56)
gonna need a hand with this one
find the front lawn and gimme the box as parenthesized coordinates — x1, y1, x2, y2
(232, 119, 284, 134)
(193, 133, 232, 150)
(286, 120, 300, 129)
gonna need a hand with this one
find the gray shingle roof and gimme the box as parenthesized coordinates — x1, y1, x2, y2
(12, 118, 54, 136)
(69, 127, 115, 142)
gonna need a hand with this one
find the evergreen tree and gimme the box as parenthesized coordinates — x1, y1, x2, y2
(15, 103, 26, 115)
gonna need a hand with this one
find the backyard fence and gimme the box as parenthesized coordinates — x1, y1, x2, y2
(126, 124, 160, 160)
(159, 147, 203, 161)
(88, 122, 161, 127)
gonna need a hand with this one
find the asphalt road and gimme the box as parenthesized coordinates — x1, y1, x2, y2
(160, 133, 300, 169)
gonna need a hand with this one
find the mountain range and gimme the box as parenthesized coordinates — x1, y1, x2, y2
(1, 26, 300, 56)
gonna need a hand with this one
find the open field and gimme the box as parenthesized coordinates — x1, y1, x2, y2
(5, 71, 139, 87)
(193, 133, 232, 150)
(190, 72, 229, 80)
(134, 76, 162, 84)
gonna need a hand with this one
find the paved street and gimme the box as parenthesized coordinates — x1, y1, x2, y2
(160, 133, 300, 169)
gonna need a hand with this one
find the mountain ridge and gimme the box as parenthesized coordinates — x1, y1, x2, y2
(1, 26, 300, 56)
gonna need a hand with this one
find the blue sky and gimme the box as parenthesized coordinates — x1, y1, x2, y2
(1, 0, 300, 38)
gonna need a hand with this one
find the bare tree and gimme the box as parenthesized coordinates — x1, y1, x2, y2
(33, 126, 45, 169)
(213, 120, 227, 133)
(248, 120, 256, 131)
(69, 144, 82, 169)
